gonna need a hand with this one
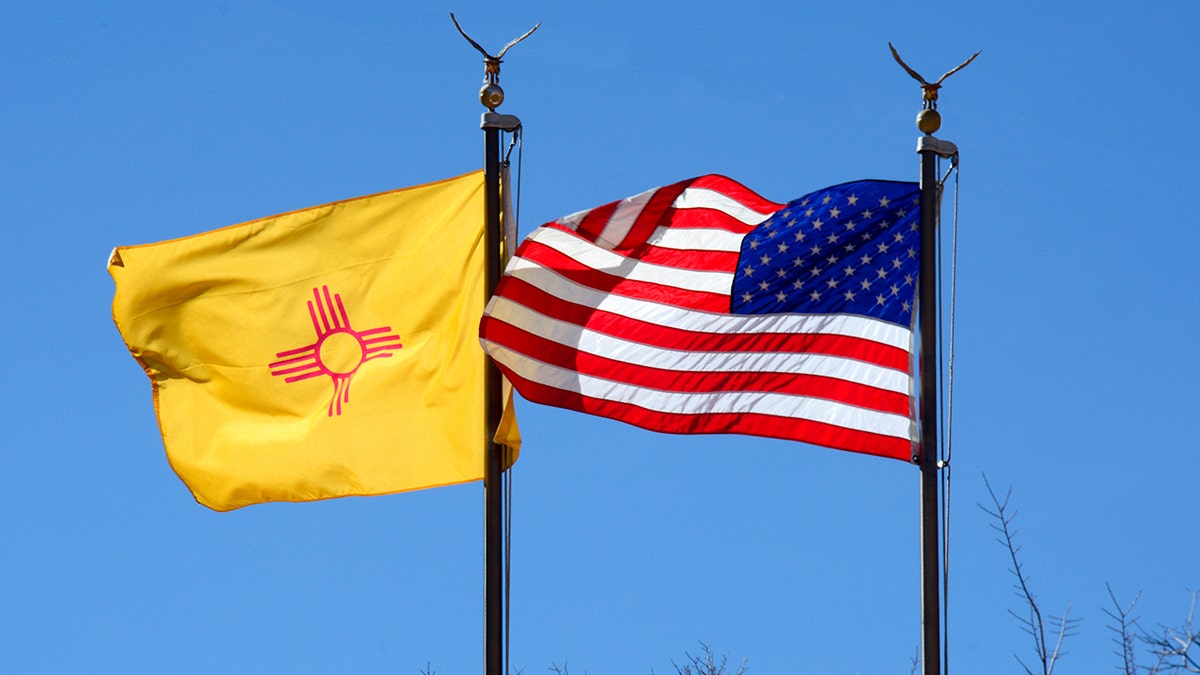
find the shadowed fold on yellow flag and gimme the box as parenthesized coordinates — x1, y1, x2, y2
(109, 170, 519, 511)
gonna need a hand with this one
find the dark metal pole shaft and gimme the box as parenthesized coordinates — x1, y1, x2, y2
(918, 138, 941, 675)
(483, 121, 504, 675)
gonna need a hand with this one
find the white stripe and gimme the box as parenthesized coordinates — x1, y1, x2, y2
(594, 186, 658, 249)
(526, 225, 735, 296)
(487, 294, 911, 393)
(648, 225, 746, 252)
(483, 342, 913, 440)
(673, 187, 775, 225)
(556, 208, 588, 229)
(500, 253, 912, 351)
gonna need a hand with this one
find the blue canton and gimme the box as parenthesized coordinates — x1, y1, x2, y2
(730, 180, 921, 327)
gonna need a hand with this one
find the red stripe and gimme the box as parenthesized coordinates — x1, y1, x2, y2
(493, 277, 910, 371)
(689, 174, 786, 214)
(662, 207, 759, 233)
(612, 179, 692, 251)
(494, 363, 912, 461)
(572, 200, 619, 243)
(517, 237, 730, 312)
(625, 199, 765, 235)
(482, 319, 909, 415)
(633, 245, 741, 271)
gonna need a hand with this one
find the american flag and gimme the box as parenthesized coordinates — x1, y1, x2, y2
(479, 174, 921, 461)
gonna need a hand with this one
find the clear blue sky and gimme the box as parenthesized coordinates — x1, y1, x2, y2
(3, 1, 1198, 672)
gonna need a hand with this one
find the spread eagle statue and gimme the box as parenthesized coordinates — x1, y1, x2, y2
(889, 42, 981, 109)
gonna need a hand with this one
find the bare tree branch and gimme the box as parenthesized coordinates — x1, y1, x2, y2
(1104, 583, 1143, 675)
(1143, 590, 1200, 673)
(980, 474, 1079, 675)
(671, 642, 747, 675)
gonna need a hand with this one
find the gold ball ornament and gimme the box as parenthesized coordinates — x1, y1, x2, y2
(480, 83, 505, 110)
(916, 108, 941, 134)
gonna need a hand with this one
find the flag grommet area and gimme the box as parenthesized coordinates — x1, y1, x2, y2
(479, 174, 920, 461)
(110, 170, 519, 511)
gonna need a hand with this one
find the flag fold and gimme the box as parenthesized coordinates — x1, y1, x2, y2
(479, 174, 919, 461)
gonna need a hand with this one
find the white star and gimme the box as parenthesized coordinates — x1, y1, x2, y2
(809, 267, 822, 277)
(742, 265, 755, 277)
(877, 242, 890, 254)
(741, 292, 753, 303)
(830, 206, 841, 219)
(844, 219, 857, 231)
(893, 232, 905, 243)
(793, 231, 806, 242)
(826, 278, 839, 289)
(847, 194, 859, 206)
(879, 195, 891, 207)
(892, 257, 903, 269)
(775, 268, 787, 279)
(812, 218, 824, 230)
(760, 253, 772, 265)
(775, 291, 788, 303)
(758, 280, 770, 291)
(860, 253, 873, 265)
(825, 254, 840, 265)
(896, 207, 907, 218)
(843, 290, 857, 301)
(826, 233, 840, 244)
(904, 274, 915, 286)
(805, 208, 815, 217)
(792, 257, 804, 267)
(876, 268, 888, 280)
(809, 290, 822, 301)
(843, 264, 857, 276)
(860, 279, 872, 291)
(860, 208, 874, 218)
(907, 247, 917, 259)
(777, 242, 790, 253)
(822, 194, 832, 205)
(749, 239, 759, 249)
(792, 279, 804, 290)
(902, 300, 912, 313)
(810, 245, 822, 255)
(890, 284, 900, 296)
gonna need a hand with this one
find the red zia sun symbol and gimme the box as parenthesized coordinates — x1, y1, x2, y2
(269, 285, 403, 416)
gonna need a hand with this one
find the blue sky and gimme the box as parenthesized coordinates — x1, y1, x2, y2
(3, 1, 1198, 672)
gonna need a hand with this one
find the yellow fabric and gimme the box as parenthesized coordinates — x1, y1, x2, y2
(110, 170, 519, 511)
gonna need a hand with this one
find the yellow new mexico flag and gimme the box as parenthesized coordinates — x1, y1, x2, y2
(110, 170, 518, 511)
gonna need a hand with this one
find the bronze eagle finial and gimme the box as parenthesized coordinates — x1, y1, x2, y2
(889, 42, 980, 110)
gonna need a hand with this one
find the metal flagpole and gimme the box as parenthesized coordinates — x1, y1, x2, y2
(917, 128, 943, 675)
(890, 43, 977, 675)
(452, 15, 538, 675)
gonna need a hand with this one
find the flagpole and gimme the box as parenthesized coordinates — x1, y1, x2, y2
(889, 43, 975, 675)
(917, 121, 942, 675)
(484, 91, 523, 675)
(483, 103, 523, 675)
(918, 105, 962, 675)
(453, 15, 538, 675)
(916, 94, 967, 675)
(483, 105, 506, 675)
